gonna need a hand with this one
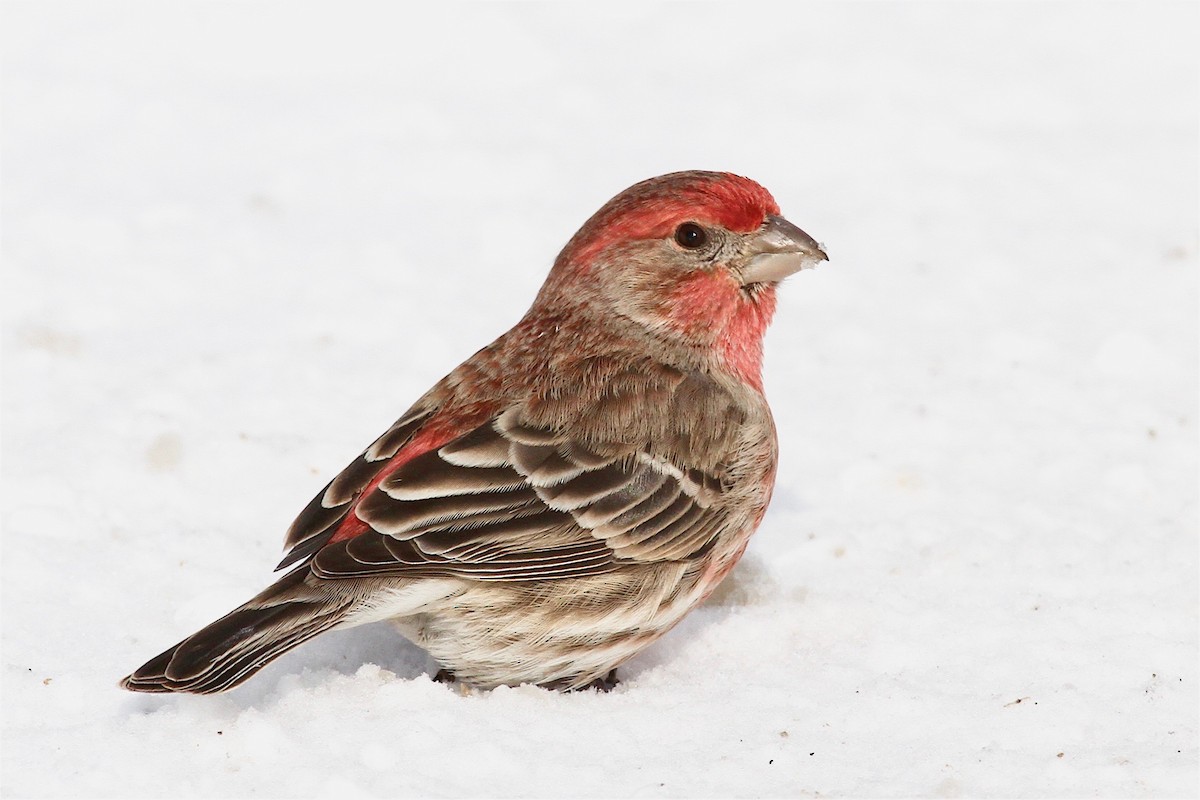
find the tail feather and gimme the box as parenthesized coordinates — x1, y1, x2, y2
(121, 567, 357, 694)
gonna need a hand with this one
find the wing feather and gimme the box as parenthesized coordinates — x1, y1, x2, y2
(278, 410, 431, 568)
(298, 367, 742, 582)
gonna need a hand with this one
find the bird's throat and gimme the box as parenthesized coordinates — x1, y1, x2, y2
(664, 270, 777, 392)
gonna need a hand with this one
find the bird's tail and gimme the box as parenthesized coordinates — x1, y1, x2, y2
(120, 566, 358, 694)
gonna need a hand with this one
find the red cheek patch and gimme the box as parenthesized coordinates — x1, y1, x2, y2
(665, 270, 777, 392)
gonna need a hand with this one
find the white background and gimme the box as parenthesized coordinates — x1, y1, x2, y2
(2, 2, 1196, 797)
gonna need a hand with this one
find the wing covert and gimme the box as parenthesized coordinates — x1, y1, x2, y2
(311, 391, 734, 581)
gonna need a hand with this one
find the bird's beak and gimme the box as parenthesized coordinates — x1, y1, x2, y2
(737, 215, 828, 286)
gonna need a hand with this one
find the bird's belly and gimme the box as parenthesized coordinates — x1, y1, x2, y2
(390, 561, 715, 689)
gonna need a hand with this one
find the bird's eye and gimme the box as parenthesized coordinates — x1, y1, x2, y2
(674, 222, 709, 250)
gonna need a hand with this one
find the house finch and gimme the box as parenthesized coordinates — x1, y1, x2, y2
(121, 170, 827, 694)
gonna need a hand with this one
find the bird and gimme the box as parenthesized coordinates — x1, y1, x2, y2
(120, 170, 827, 694)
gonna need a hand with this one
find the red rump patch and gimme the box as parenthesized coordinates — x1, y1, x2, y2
(328, 414, 488, 544)
(560, 171, 780, 268)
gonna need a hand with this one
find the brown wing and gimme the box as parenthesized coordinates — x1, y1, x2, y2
(277, 408, 431, 569)
(311, 391, 736, 583)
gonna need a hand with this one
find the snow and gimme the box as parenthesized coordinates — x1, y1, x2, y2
(2, 1, 1196, 797)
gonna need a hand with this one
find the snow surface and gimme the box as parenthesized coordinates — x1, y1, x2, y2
(2, 2, 1197, 797)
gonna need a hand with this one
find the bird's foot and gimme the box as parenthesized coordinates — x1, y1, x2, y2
(546, 668, 619, 693)
(433, 668, 456, 684)
(585, 669, 620, 693)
